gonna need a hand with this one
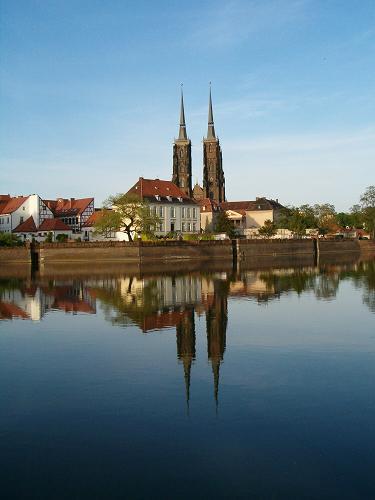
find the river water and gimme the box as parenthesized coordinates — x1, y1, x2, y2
(1, 256, 375, 499)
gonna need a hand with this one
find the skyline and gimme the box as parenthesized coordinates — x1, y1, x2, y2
(1, 0, 375, 211)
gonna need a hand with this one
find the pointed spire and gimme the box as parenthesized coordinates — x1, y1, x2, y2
(178, 84, 187, 140)
(207, 82, 216, 140)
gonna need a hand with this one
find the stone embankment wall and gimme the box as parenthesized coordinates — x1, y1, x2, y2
(37, 240, 233, 264)
(0, 239, 374, 267)
(237, 239, 314, 261)
(0, 247, 31, 263)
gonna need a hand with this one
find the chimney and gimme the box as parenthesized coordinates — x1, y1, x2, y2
(70, 197, 75, 208)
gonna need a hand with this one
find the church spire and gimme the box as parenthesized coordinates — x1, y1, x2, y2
(207, 83, 216, 140)
(178, 85, 187, 140)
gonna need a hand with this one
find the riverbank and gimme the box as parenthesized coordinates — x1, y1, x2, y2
(0, 238, 374, 267)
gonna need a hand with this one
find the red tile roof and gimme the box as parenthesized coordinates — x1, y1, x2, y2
(82, 210, 107, 227)
(13, 216, 37, 233)
(198, 198, 220, 212)
(221, 198, 284, 212)
(43, 197, 93, 216)
(0, 195, 29, 215)
(127, 178, 197, 204)
(0, 302, 30, 320)
(39, 218, 71, 231)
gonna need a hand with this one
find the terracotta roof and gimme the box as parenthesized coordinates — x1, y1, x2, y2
(13, 216, 37, 233)
(127, 178, 197, 204)
(82, 210, 107, 228)
(43, 197, 93, 216)
(39, 218, 71, 231)
(221, 198, 284, 212)
(198, 198, 220, 212)
(0, 195, 29, 215)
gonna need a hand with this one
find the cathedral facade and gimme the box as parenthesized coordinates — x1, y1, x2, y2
(172, 88, 226, 204)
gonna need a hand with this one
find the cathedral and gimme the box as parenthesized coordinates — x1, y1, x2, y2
(172, 88, 226, 204)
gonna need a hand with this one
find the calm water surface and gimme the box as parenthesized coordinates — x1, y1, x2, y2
(1, 257, 375, 499)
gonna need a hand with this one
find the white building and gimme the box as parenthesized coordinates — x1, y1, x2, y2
(0, 194, 54, 235)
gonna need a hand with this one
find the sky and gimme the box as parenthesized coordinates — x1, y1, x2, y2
(0, 0, 374, 211)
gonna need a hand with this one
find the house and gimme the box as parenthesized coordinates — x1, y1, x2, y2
(12, 216, 72, 242)
(0, 194, 54, 235)
(126, 178, 200, 238)
(43, 197, 94, 234)
(81, 210, 117, 241)
(220, 197, 284, 237)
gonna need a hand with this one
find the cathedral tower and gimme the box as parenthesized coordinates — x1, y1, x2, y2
(172, 88, 192, 197)
(203, 87, 225, 203)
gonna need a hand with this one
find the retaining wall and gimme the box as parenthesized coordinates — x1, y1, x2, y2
(237, 239, 314, 261)
(318, 239, 360, 254)
(0, 247, 31, 264)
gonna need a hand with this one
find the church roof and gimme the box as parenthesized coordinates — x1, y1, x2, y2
(207, 87, 216, 140)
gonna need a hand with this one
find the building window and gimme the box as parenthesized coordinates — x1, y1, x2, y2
(20, 216, 24, 224)
(187, 208, 191, 218)
(193, 223, 196, 232)
(187, 223, 191, 232)
(170, 207, 176, 218)
(181, 222, 186, 232)
(181, 207, 186, 218)
(180, 179, 185, 188)
(158, 222, 163, 232)
(193, 208, 197, 219)
(159, 206, 163, 217)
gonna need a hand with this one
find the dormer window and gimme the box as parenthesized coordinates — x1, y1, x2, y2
(155, 195, 160, 201)
(177, 197, 182, 202)
(166, 196, 172, 202)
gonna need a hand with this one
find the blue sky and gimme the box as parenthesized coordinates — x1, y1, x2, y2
(1, 0, 374, 210)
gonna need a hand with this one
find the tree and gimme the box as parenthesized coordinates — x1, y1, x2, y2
(56, 233, 68, 243)
(258, 219, 277, 238)
(313, 203, 336, 234)
(277, 206, 316, 237)
(360, 185, 375, 238)
(214, 211, 236, 239)
(94, 193, 161, 242)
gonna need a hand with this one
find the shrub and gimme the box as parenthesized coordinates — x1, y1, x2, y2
(56, 233, 69, 243)
(0, 233, 22, 247)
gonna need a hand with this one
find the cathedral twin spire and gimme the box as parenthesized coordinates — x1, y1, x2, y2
(173, 85, 225, 203)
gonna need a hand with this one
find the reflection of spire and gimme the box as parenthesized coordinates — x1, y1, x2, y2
(206, 279, 228, 412)
(211, 357, 221, 414)
(176, 309, 196, 413)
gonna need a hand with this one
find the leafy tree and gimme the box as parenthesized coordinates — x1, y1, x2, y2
(258, 219, 277, 238)
(360, 185, 375, 238)
(94, 193, 161, 242)
(277, 206, 316, 237)
(45, 232, 53, 243)
(214, 211, 236, 239)
(313, 203, 336, 234)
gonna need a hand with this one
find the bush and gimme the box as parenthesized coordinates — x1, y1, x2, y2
(56, 233, 69, 243)
(45, 232, 53, 243)
(0, 233, 22, 247)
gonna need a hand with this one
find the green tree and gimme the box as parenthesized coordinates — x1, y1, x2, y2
(277, 206, 316, 237)
(214, 211, 236, 239)
(313, 203, 336, 234)
(360, 185, 375, 238)
(94, 193, 161, 242)
(258, 219, 277, 238)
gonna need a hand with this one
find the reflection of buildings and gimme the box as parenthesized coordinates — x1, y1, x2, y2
(0, 281, 96, 321)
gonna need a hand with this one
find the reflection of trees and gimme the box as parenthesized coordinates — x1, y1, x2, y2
(339, 260, 375, 313)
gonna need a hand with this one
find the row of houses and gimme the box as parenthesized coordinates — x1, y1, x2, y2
(0, 178, 285, 242)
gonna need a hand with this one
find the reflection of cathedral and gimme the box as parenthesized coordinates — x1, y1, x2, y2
(176, 308, 196, 409)
(206, 280, 228, 409)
